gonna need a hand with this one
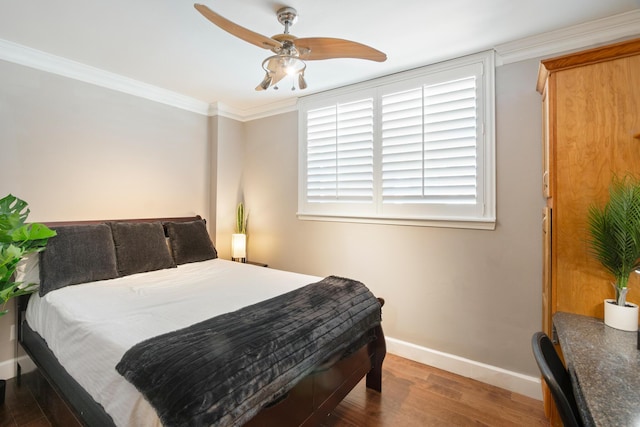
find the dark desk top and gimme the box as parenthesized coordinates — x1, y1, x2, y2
(553, 312, 640, 427)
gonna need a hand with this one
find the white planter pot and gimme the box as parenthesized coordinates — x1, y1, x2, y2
(604, 299, 639, 331)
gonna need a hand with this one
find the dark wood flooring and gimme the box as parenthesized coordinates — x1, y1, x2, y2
(0, 354, 549, 427)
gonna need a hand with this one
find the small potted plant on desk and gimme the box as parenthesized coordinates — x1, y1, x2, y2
(0, 195, 56, 404)
(588, 175, 640, 331)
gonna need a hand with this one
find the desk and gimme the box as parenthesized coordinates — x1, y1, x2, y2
(553, 312, 640, 426)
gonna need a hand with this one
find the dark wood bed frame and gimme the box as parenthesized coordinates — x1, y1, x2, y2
(15, 216, 386, 426)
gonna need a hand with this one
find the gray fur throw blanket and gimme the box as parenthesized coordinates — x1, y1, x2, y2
(116, 275, 382, 427)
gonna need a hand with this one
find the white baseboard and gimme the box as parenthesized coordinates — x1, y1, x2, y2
(0, 355, 37, 380)
(0, 358, 17, 379)
(386, 336, 542, 401)
(1, 338, 541, 401)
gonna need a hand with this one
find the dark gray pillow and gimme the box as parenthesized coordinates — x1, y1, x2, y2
(165, 220, 217, 265)
(110, 222, 176, 276)
(39, 224, 119, 296)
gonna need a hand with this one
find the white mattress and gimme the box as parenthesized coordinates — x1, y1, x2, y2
(26, 259, 320, 427)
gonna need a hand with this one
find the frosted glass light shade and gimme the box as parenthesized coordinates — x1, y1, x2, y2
(232, 233, 246, 260)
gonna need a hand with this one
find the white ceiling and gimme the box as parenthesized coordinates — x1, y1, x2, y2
(1, 0, 639, 114)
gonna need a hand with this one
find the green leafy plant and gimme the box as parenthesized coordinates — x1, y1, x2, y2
(0, 195, 56, 317)
(587, 175, 640, 306)
(236, 202, 247, 234)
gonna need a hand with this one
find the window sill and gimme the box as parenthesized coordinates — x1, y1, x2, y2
(296, 213, 496, 230)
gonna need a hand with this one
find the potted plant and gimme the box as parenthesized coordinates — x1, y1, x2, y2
(0, 194, 56, 404)
(587, 175, 640, 331)
(231, 203, 247, 262)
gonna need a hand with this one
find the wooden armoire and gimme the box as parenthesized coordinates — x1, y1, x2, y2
(537, 38, 640, 424)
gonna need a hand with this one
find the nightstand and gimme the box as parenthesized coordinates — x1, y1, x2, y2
(245, 261, 268, 267)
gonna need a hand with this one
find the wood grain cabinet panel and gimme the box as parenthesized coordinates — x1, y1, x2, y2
(537, 38, 640, 423)
(542, 207, 552, 336)
(538, 38, 640, 320)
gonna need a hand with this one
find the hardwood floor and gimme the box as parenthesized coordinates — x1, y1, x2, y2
(0, 377, 50, 427)
(0, 354, 549, 427)
(322, 355, 549, 427)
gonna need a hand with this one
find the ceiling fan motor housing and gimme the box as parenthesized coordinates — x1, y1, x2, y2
(277, 7, 298, 33)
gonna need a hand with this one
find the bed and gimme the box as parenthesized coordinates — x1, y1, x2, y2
(15, 216, 386, 427)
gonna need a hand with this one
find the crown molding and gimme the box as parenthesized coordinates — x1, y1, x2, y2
(239, 98, 299, 122)
(0, 37, 298, 121)
(2, 8, 638, 121)
(209, 98, 299, 122)
(495, 9, 640, 65)
(0, 38, 210, 115)
(208, 102, 246, 122)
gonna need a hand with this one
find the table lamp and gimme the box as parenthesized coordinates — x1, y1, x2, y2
(232, 233, 246, 263)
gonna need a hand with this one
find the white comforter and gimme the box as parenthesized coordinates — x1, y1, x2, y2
(26, 259, 320, 427)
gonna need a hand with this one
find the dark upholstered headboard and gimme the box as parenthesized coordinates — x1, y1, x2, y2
(36, 215, 213, 297)
(43, 215, 203, 228)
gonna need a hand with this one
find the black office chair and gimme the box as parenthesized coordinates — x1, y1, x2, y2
(531, 332, 583, 427)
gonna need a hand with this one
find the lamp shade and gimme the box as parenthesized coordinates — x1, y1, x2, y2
(231, 233, 247, 261)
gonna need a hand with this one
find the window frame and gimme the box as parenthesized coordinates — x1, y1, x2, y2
(297, 50, 496, 230)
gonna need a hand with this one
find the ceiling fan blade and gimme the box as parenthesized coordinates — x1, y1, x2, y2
(194, 4, 281, 51)
(295, 37, 387, 62)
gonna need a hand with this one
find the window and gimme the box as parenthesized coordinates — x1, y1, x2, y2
(298, 51, 495, 229)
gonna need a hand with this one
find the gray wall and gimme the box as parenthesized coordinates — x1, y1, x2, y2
(0, 54, 546, 381)
(213, 116, 246, 260)
(0, 59, 211, 374)
(240, 57, 545, 376)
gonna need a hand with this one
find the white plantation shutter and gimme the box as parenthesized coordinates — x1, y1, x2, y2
(381, 76, 478, 204)
(306, 99, 374, 203)
(381, 88, 424, 201)
(298, 51, 495, 229)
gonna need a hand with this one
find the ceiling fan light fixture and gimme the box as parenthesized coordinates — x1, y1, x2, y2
(259, 54, 307, 91)
(283, 56, 305, 76)
(298, 72, 307, 90)
(257, 72, 273, 90)
(194, 4, 386, 92)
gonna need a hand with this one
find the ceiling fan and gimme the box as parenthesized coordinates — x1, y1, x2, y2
(194, 4, 387, 91)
